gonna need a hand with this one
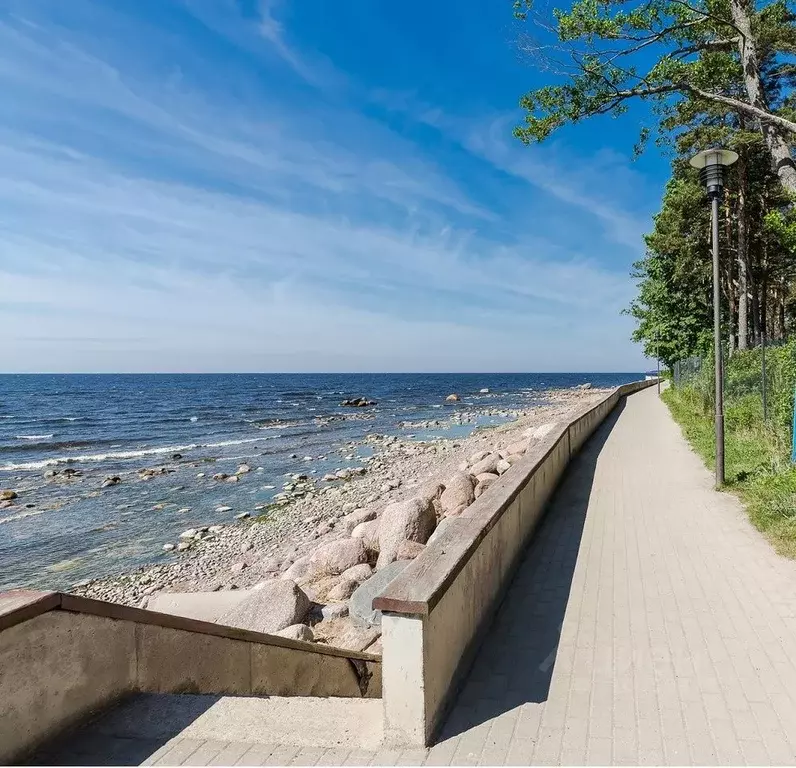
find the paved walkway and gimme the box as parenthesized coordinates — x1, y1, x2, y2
(33, 386, 796, 765)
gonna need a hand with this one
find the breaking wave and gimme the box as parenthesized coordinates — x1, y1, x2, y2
(0, 436, 275, 472)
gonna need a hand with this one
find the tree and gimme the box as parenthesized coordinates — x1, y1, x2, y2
(626, 166, 713, 366)
(513, 0, 796, 193)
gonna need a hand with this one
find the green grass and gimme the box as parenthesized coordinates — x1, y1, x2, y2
(663, 385, 796, 559)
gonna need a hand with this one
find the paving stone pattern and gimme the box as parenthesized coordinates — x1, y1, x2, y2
(33, 386, 796, 765)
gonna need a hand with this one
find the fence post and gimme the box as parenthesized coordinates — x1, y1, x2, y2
(791, 385, 796, 464)
(762, 333, 768, 422)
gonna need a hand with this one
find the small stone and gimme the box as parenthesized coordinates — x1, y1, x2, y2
(240, 541, 253, 553)
(235, 511, 250, 519)
(445, 394, 460, 402)
(101, 476, 121, 488)
(236, 464, 252, 474)
(208, 525, 224, 533)
(321, 603, 349, 621)
(212, 473, 228, 481)
(226, 475, 240, 483)
(258, 556, 281, 574)
(162, 543, 176, 552)
(179, 529, 198, 539)
(177, 542, 191, 552)
(495, 459, 512, 475)
(216, 505, 233, 513)
(196, 473, 206, 479)
(230, 562, 247, 574)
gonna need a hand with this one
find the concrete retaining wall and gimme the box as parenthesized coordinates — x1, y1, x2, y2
(0, 591, 381, 764)
(375, 379, 657, 747)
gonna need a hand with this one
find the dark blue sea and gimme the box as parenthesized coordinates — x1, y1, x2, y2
(0, 373, 640, 590)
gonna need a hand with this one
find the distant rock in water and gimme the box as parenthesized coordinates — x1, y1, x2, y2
(576, 382, 593, 390)
(340, 397, 377, 407)
(445, 394, 461, 402)
(0, 490, 18, 500)
(479, 388, 490, 394)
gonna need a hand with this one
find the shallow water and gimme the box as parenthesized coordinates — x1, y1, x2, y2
(0, 372, 640, 590)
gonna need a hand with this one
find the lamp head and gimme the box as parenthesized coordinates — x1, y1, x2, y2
(689, 148, 739, 200)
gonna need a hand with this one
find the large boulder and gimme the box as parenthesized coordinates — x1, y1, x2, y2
(416, 480, 445, 519)
(276, 624, 314, 642)
(468, 450, 490, 465)
(309, 538, 368, 576)
(350, 561, 410, 627)
(313, 617, 381, 652)
(340, 563, 373, 583)
(340, 507, 376, 533)
(376, 497, 436, 569)
(469, 454, 500, 477)
(427, 517, 456, 546)
(143, 590, 250, 622)
(505, 439, 530, 456)
(327, 578, 359, 601)
(439, 472, 474, 517)
(218, 579, 310, 634)
(474, 473, 499, 498)
(351, 519, 380, 551)
(281, 555, 312, 582)
(396, 540, 425, 560)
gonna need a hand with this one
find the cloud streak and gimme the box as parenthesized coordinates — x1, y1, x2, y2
(0, 1, 648, 372)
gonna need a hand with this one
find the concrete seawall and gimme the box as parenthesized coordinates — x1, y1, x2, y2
(374, 379, 659, 747)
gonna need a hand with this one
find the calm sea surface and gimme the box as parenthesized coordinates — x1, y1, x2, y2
(0, 373, 641, 590)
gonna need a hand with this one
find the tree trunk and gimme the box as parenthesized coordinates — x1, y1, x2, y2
(730, 0, 796, 194)
(737, 150, 749, 349)
(725, 200, 737, 354)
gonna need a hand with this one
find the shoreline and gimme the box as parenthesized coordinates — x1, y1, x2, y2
(71, 386, 609, 614)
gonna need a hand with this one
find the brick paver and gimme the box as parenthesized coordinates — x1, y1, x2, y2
(433, 384, 796, 765)
(31, 386, 796, 765)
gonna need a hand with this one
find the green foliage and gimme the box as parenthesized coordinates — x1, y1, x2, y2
(677, 338, 796, 455)
(513, 0, 795, 152)
(664, 378, 796, 558)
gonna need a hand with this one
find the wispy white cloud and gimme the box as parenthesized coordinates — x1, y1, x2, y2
(0, 2, 647, 372)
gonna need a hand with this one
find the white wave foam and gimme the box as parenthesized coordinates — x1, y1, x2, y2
(0, 509, 45, 524)
(189, 416, 198, 422)
(0, 436, 274, 472)
(16, 434, 54, 440)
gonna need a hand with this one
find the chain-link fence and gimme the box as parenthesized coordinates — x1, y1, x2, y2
(672, 356, 703, 388)
(671, 338, 796, 460)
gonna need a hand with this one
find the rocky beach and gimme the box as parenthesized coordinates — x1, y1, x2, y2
(59, 384, 609, 656)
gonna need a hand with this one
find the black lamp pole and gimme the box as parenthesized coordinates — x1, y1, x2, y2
(689, 148, 739, 488)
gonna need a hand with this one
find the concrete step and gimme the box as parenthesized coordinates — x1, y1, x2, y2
(32, 693, 384, 765)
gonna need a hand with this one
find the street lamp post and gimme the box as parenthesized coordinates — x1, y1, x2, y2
(689, 148, 739, 488)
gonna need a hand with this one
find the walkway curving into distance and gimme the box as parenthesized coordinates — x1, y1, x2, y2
(32, 385, 796, 765)
(428, 384, 796, 766)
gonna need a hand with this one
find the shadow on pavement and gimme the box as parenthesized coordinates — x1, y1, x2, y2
(27, 693, 222, 766)
(435, 399, 626, 742)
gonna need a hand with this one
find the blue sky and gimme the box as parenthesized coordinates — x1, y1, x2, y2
(0, 0, 669, 373)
